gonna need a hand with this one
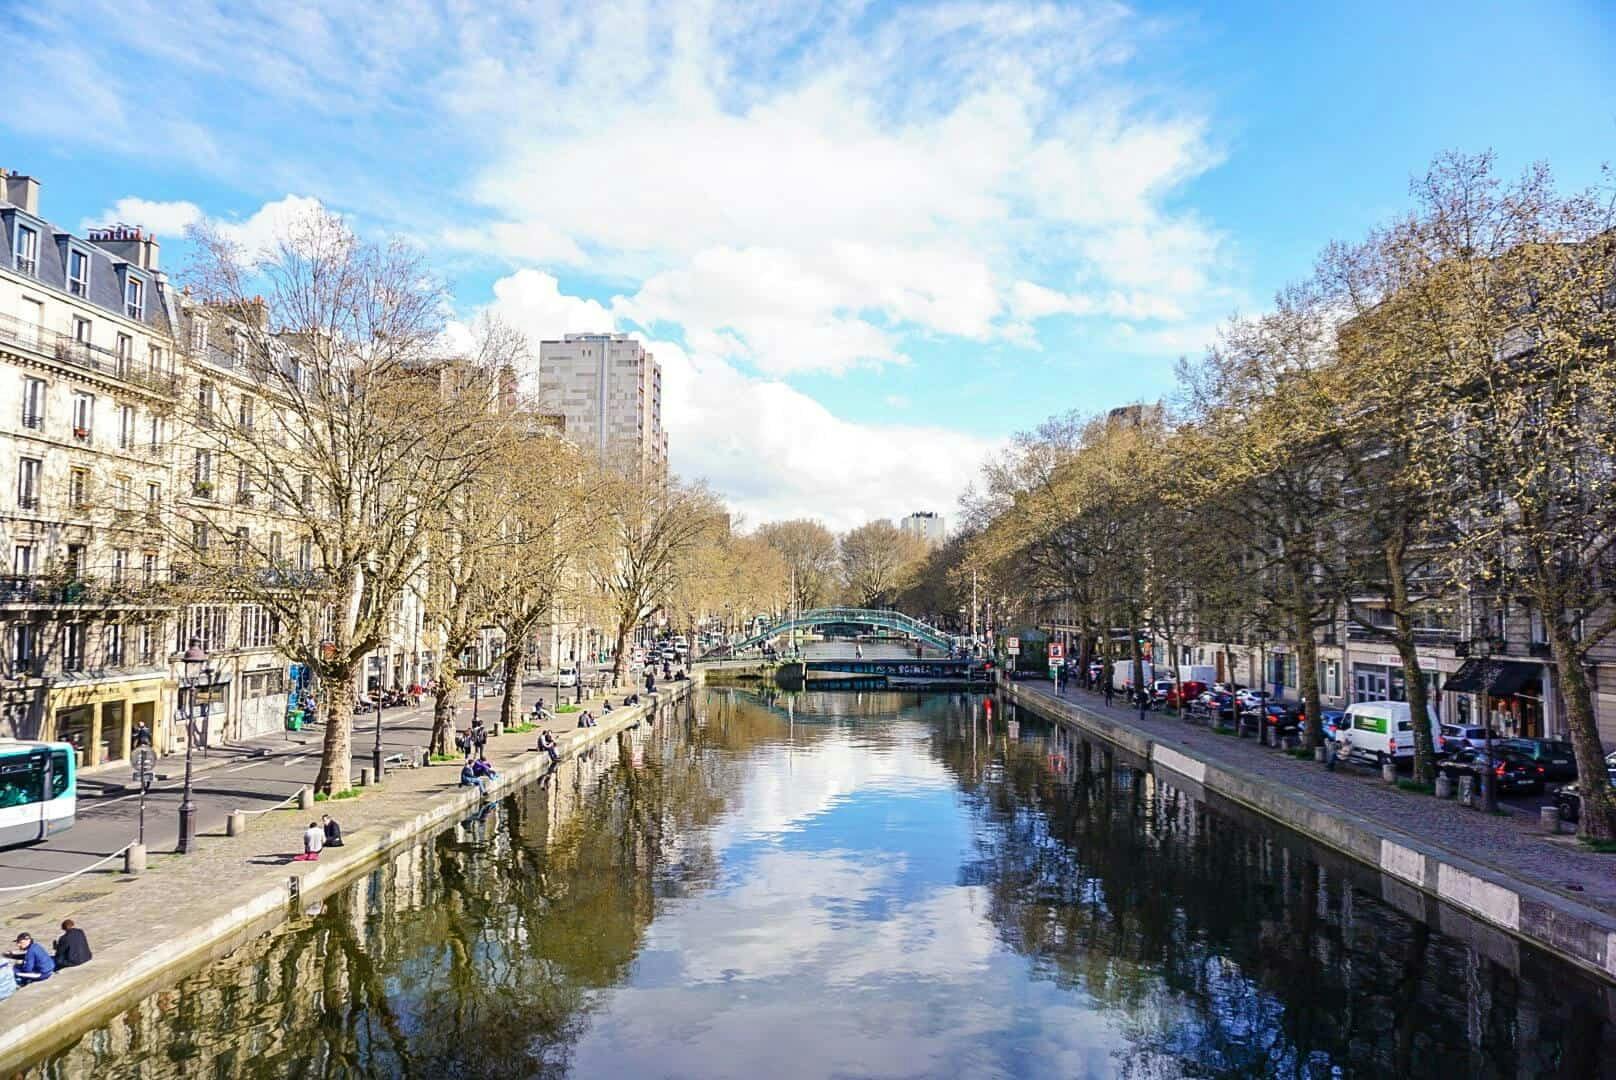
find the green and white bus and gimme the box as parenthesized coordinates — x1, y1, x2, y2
(0, 741, 76, 847)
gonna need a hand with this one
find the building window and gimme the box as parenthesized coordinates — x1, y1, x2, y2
(62, 624, 87, 672)
(232, 331, 248, 365)
(14, 225, 38, 275)
(240, 605, 274, 649)
(65, 544, 85, 579)
(104, 623, 125, 668)
(193, 449, 213, 496)
(114, 474, 132, 511)
(68, 467, 90, 510)
(115, 333, 133, 376)
(68, 249, 89, 296)
(13, 544, 34, 576)
(268, 532, 282, 564)
(232, 526, 249, 566)
(21, 377, 44, 430)
(149, 344, 165, 375)
(119, 405, 136, 450)
(238, 396, 255, 430)
(71, 391, 94, 441)
(179, 605, 228, 653)
(146, 482, 161, 518)
(17, 457, 41, 510)
(196, 381, 214, 427)
(10, 625, 37, 675)
(73, 317, 91, 345)
(142, 552, 157, 585)
(147, 414, 162, 452)
(138, 623, 156, 665)
(300, 474, 313, 503)
(192, 523, 210, 552)
(189, 320, 207, 352)
(125, 275, 144, 320)
(298, 536, 313, 572)
(111, 548, 128, 584)
(235, 467, 253, 506)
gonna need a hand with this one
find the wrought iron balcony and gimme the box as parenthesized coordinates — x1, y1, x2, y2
(0, 312, 178, 395)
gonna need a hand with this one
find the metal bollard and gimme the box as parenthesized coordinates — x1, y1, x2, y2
(1314, 745, 1327, 763)
(125, 842, 147, 875)
(359, 767, 373, 787)
(299, 786, 315, 811)
(1458, 775, 1476, 808)
(1435, 775, 1454, 799)
(226, 810, 247, 837)
(1540, 805, 1562, 834)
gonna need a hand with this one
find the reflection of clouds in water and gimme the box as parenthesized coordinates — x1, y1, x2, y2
(573, 825, 1136, 1077)
(707, 721, 954, 849)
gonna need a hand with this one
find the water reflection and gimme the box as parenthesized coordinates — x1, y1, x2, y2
(30, 690, 1616, 1078)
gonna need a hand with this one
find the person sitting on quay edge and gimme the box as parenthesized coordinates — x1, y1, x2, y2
(52, 920, 91, 970)
(537, 729, 560, 766)
(9, 933, 54, 986)
(296, 821, 325, 862)
(460, 760, 490, 796)
(471, 755, 499, 780)
(321, 814, 344, 848)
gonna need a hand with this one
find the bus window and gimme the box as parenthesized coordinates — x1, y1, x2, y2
(0, 757, 42, 808)
(50, 751, 69, 799)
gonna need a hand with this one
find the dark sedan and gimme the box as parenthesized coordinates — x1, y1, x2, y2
(1438, 747, 1546, 794)
(1496, 738, 1577, 781)
(1555, 775, 1616, 824)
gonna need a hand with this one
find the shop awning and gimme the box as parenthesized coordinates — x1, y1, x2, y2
(1443, 659, 1540, 697)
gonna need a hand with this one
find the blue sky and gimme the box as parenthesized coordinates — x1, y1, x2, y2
(6, 1, 1613, 529)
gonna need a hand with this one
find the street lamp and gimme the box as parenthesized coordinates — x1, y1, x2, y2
(176, 638, 208, 854)
(372, 644, 385, 781)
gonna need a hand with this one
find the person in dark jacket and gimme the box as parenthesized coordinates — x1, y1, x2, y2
(321, 814, 344, 848)
(52, 920, 91, 969)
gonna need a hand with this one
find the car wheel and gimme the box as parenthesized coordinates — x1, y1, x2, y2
(1559, 799, 1577, 823)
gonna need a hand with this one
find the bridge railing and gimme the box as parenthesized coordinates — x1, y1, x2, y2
(729, 607, 956, 652)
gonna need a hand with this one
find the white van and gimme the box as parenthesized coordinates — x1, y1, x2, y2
(1336, 700, 1440, 764)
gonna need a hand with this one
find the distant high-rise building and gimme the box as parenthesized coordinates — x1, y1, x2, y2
(900, 511, 946, 548)
(537, 333, 667, 477)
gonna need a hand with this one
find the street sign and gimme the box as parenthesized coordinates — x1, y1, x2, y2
(131, 747, 156, 787)
(1007, 636, 1020, 655)
(1048, 643, 1065, 662)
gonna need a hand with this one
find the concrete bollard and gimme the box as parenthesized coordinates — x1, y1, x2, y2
(226, 810, 247, 837)
(1314, 745, 1327, 763)
(359, 767, 373, 787)
(419, 746, 431, 767)
(1435, 775, 1454, 799)
(125, 842, 147, 875)
(1458, 775, 1476, 808)
(298, 786, 315, 811)
(1381, 762, 1397, 784)
(493, 721, 504, 737)
(1541, 805, 1562, 834)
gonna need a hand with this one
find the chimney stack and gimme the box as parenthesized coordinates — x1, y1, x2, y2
(87, 224, 161, 271)
(0, 170, 41, 216)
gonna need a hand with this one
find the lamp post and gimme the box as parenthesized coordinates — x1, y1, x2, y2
(176, 638, 208, 854)
(372, 645, 385, 781)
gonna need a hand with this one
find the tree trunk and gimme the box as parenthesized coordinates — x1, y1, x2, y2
(430, 682, 455, 757)
(314, 673, 355, 794)
(1386, 540, 1437, 782)
(498, 650, 521, 729)
(1549, 622, 1616, 840)
(1295, 629, 1323, 750)
(611, 613, 633, 688)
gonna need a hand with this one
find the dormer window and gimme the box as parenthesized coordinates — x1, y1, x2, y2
(67, 249, 90, 296)
(125, 275, 145, 320)
(13, 225, 38, 276)
(189, 319, 207, 352)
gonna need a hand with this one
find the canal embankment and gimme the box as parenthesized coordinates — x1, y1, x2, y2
(1003, 679, 1616, 984)
(0, 677, 698, 1071)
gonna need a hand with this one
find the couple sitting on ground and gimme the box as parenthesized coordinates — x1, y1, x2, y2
(576, 710, 598, 729)
(295, 815, 345, 861)
(460, 755, 499, 795)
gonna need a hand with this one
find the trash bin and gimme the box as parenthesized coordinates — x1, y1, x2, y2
(285, 709, 304, 732)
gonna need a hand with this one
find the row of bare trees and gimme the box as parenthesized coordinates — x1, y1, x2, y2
(963, 153, 1616, 839)
(160, 211, 726, 792)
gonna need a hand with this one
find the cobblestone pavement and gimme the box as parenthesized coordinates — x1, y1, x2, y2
(1016, 679, 1616, 913)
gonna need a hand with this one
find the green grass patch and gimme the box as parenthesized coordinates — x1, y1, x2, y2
(1285, 748, 1314, 759)
(1396, 780, 1435, 795)
(507, 722, 535, 734)
(429, 752, 459, 763)
(1212, 726, 1237, 737)
(315, 788, 361, 802)
(556, 704, 581, 714)
(1578, 836, 1616, 853)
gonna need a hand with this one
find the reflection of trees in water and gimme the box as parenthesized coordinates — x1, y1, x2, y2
(929, 712, 1615, 1077)
(34, 698, 787, 1079)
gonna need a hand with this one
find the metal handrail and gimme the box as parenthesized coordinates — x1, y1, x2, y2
(730, 607, 955, 652)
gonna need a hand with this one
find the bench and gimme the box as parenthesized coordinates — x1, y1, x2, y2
(383, 751, 409, 769)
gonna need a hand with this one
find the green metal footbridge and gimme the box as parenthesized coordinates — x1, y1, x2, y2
(730, 607, 955, 653)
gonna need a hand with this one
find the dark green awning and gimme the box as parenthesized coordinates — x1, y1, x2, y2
(1443, 659, 1540, 697)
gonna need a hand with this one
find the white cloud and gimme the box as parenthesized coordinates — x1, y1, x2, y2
(79, 197, 203, 239)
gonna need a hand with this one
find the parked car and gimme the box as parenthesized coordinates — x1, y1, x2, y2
(1167, 680, 1208, 708)
(1192, 691, 1237, 723)
(1335, 700, 1441, 765)
(1304, 707, 1346, 740)
(1234, 688, 1269, 710)
(1555, 774, 1616, 824)
(556, 665, 578, 688)
(1243, 701, 1300, 740)
(1438, 747, 1547, 794)
(1437, 723, 1494, 755)
(1496, 738, 1577, 781)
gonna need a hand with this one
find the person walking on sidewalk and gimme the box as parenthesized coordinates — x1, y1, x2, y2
(132, 719, 152, 750)
(470, 720, 488, 758)
(1103, 681, 1114, 708)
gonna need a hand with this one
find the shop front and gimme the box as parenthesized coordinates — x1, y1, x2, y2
(1442, 658, 1548, 738)
(45, 674, 166, 767)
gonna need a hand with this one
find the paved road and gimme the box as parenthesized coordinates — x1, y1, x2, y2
(0, 681, 575, 894)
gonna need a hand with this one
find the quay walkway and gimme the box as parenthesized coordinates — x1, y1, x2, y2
(0, 678, 698, 1070)
(1004, 678, 1616, 983)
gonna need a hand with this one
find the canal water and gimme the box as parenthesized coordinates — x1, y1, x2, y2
(28, 690, 1616, 1078)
